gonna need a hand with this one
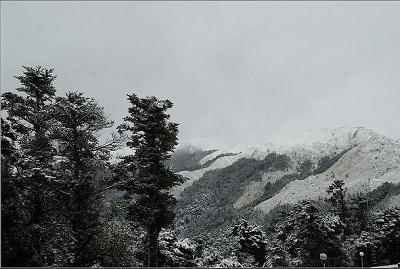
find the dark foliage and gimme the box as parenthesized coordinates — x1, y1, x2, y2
(52, 91, 114, 266)
(116, 93, 185, 266)
(326, 180, 348, 225)
(314, 149, 349, 174)
(1, 66, 58, 266)
(157, 229, 197, 267)
(231, 219, 267, 266)
(369, 182, 400, 208)
(175, 153, 291, 238)
(297, 159, 313, 178)
(347, 192, 369, 233)
(1, 67, 133, 267)
(267, 200, 350, 267)
(371, 207, 400, 265)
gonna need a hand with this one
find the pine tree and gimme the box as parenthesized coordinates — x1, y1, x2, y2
(372, 207, 400, 265)
(1, 66, 58, 266)
(157, 229, 196, 267)
(231, 219, 267, 266)
(326, 180, 349, 227)
(345, 206, 400, 267)
(1, 117, 27, 266)
(271, 200, 349, 266)
(52, 91, 114, 266)
(348, 192, 369, 233)
(265, 241, 290, 267)
(116, 93, 185, 266)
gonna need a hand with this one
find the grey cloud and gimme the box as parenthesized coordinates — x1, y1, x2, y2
(1, 1, 399, 147)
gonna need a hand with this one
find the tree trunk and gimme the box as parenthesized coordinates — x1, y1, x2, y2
(148, 225, 160, 267)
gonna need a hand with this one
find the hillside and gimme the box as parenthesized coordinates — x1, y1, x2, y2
(171, 127, 400, 237)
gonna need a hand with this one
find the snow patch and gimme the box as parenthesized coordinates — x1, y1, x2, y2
(109, 147, 136, 164)
(172, 153, 246, 198)
(234, 170, 294, 209)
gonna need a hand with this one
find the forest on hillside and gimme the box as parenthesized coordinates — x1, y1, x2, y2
(2, 66, 399, 267)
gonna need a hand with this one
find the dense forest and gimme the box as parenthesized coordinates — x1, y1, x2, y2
(2, 66, 399, 267)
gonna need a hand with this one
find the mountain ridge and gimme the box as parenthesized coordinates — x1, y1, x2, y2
(172, 126, 400, 213)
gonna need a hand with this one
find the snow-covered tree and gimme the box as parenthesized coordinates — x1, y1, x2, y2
(344, 231, 375, 267)
(345, 207, 400, 266)
(212, 256, 244, 268)
(264, 241, 290, 267)
(372, 207, 400, 265)
(192, 233, 248, 268)
(270, 200, 350, 267)
(52, 91, 114, 266)
(326, 180, 349, 232)
(231, 219, 267, 266)
(92, 219, 141, 267)
(1, 66, 58, 266)
(116, 93, 185, 266)
(157, 229, 196, 267)
(2, 68, 122, 267)
(347, 192, 369, 234)
(1, 117, 26, 266)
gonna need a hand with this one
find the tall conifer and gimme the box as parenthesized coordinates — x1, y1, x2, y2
(1, 66, 57, 266)
(52, 91, 113, 266)
(117, 93, 185, 266)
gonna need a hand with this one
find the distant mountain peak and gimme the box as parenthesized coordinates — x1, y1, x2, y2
(274, 126, 379, 146)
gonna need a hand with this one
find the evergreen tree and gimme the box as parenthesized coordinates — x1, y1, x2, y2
(1, 66, 58, 266)
(298, 159, 313, 178)
(116, 93, 185, 266)
(372, 207, 400, 265)
(271, 200, 349, 266)
(1, 117, 27, 266)
(265, 241, 290, 267)
(326, 180, 349, 228)
(52, 91, 114, 266)
(345, 207, 400, 267)
(231, 219, 267, 266)
(348, 192, 369, 233)
(157, 229, 196, 267)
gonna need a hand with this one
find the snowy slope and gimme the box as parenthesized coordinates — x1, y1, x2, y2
(255, 127, 400, 213)
(173, 127, 362, 197)
(173, 126, 400, 212)
(173, 153, 246, 198)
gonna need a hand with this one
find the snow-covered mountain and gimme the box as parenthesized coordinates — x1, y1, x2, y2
(172, 126, 400, 213)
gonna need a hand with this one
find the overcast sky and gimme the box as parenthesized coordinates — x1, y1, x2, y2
(2, 1, 399, 148)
